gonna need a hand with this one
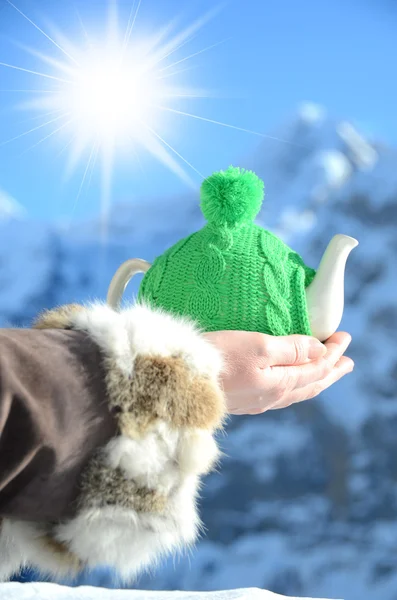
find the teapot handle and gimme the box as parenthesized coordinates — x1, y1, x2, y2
(107, 258, 152, 310)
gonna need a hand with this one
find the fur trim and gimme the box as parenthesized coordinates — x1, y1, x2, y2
(0, 519, 81, 582)
(2, 302, 226, 582)
(35, 303, 225, 434)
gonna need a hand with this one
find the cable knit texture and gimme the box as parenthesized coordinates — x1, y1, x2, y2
(139, 166, 316, 336)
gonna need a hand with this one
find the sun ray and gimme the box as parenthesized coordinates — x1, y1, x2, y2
(138, 18, 181, 58)
(155, 106, 305, 146)
(0, 89, 61, 93)
(74, 9, 90, 46)
(63, 132, 91, 181)
(106, 0, 120, 46)
(98, 137, 116, 244)
(42, 20, 85, 63)
(99, 177, 111, 240)
(54, 133, 77, 162)
(138, 128, 195, 188)
(15, 107, 67, 125)
(0, 61, 72, 83)
(13, 42, 77, 78)
(156, 64, 198, 80)
(122, 0, 136, 47)
(144, 124, 205, 180)
(0, 112, 68, 147)
(15, 91, 64, 112)
(147, 5, 222, 69)
(123, 0, 143, 50)
(5, 0, 80, 66)
(20, 116, 73, 155)
(86, 143, 99, 191)
(157, 38, 230, 74)
(150, 34, 197, 71)
(70, 142, 99, 219)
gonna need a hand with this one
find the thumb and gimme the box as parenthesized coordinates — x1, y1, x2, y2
(263, 334, 326, 367)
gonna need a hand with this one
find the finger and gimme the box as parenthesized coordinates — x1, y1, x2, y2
(267, 355, 333, 395)
(323, 332, 352, 366)
(273, 356, 354, 408)
(261, 334, 326, 367)
(232, 406, 267, 416)
(324, 331, 351, 346)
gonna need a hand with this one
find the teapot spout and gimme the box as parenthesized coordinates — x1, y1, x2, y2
(305, 234, 359, 342)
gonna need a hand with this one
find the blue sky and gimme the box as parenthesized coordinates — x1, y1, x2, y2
(0, 0, 396, 221)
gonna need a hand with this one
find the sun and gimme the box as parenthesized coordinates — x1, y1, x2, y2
(68, 49, 152, 142)
(45, 38, 168, 151)
(0, 0, 270, 226)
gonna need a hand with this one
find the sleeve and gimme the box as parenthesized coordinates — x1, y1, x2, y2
(0, 328, 117, 523)
(0, 302, 225, 584)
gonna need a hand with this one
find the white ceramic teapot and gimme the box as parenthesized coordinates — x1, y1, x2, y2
(107, 234, 358, 342)
(106, 167, 358, 342)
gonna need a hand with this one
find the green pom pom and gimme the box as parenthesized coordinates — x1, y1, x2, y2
(200, 166, 264, 228)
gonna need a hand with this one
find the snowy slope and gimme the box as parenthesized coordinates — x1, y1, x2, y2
(0, 105, 395, 600)
(0, 582, 333, 600)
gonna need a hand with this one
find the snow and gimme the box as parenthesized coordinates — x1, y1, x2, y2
(224, 417, 311, 482)
(316, 150, 351, 188)
(0, 188, 25, 220)
(297, 103, 326, 124)
(0, 583, 335, 600)
(336, 122, 378, 170)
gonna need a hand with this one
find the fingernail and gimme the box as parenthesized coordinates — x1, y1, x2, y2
(309, 341, 327, 359)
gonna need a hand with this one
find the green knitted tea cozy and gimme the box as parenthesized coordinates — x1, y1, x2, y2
(138, 166, 316, 336)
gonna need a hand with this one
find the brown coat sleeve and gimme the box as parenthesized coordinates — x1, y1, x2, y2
(0, 328, 117, 523)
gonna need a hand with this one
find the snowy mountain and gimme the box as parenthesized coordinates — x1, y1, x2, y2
(1, 104, 396, 600)
(0, 188, 25, 221)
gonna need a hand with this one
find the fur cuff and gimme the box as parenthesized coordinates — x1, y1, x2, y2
(0, 303, 226, 582)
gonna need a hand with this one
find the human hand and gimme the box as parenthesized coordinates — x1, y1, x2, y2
(203, 331, 354, 415)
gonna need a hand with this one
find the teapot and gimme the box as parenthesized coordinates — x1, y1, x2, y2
(106, 167, 358, 342)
